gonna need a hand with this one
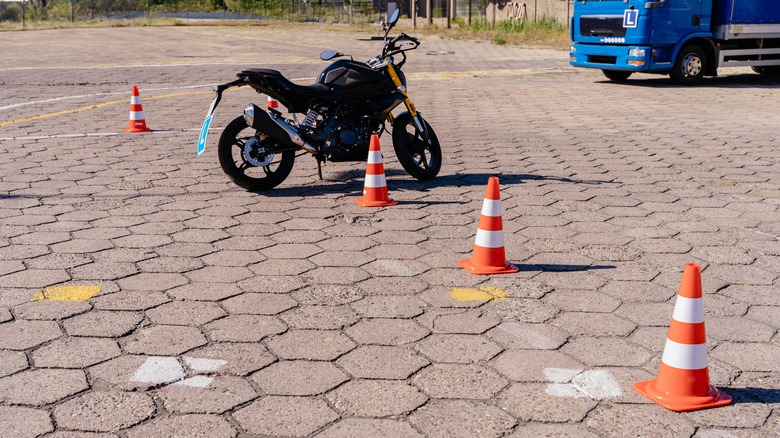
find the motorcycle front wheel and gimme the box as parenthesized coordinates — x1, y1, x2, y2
(391, 112, 442, 181)
(217, 116, 296, 191)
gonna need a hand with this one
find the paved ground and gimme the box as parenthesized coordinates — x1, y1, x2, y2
(1, 24, 779, 437)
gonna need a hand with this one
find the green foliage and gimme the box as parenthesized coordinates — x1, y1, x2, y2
(0, 3, 23, 22)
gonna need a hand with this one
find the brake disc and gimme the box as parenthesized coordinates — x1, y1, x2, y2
(243, 137, 275, 167)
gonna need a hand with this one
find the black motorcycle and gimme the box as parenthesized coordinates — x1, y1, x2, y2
(197, 10, 442, 191)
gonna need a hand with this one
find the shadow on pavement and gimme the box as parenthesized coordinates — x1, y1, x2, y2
(724, 387, 780, 404)
(520, 264, 616, 272)
(598, 73, 780, 89)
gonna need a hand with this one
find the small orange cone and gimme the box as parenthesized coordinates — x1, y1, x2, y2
(634, 263, 732, 412)
(354, 134, 397, 207)
(124, 85, 151, 133)
(266, 96, 279, 110)
(459, 176, 518, 275)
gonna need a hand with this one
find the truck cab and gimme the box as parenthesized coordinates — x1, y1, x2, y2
(569, 0, 780, 84)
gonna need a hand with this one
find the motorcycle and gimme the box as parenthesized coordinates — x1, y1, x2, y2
(197, 9, 442, 191)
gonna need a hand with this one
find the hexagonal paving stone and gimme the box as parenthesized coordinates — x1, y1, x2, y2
(280, 305, 360, 330)
(585, 403, 696, 436)
(221, 293, 298, 315)
(489, 350, 586, 382)
(234, 396, 339, 437)
(266, 330, 356, 360)
(337, 346, 429, 379)
(126, 414, 237, 438)
(498, 382, 599, 422)
(292, 284, 364, 306)
(318, 419, 423, 438)
(31, 337, 120, 368)
(123, 325, 207, 356)
(412, 363, 508, 399)
(346, 318, 430, 346)
(409, 399, 516, 438)
(0, 350, 28, 378)
(432, 309, 502, 334)
(158, 375, 257, 414)
(63, 310, 144, 337)
(53, 391, 155, 432)
(168, 283, 242, 301)
(0, 368, 88, 406)
(0, 320, 62, 350)
(486, 321, 569, 350)
(185, 266, 253, 283)
(415, 334, 503, 363)
(118, 273, 188, 292)
(204, 315, 287, 342)
(0, 406, 53, 437)
(561, 337, 652, 367)
(185, 342, 276, 376)
(252, 361, 348, 396)
(145, 301, 226, 326)
(12, 300, 91, 321)
(326, 379, 428, 417)
(350, 295, 427, 318)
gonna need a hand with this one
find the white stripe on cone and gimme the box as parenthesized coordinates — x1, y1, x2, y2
(364, 173, 387, 188)
(131, 96, 141, 104)
(475, 229, 505, 249)
(671, 296, 705, 324)
(367, 151, 382, 164)
(660, 339, 709, 370)
(129, 111, 145, 120)
(481, 199, 502, 217)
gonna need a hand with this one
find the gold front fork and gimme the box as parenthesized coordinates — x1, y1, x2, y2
(385, 63, 418, 125)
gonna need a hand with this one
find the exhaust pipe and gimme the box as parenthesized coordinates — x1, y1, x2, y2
(243, 104, 318, 155)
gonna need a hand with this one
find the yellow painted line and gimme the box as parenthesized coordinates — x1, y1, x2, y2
(450, 286, 507, 302)
(0, 89, 213, 128)
(1, 68, 569, 127)
(1, 58, 315, 72)
(32, 285, 101, 302)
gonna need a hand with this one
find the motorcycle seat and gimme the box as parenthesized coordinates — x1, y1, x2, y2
(240, 68, 330, 96)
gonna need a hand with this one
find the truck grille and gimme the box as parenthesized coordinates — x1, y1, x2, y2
(580, 16, 626, 37)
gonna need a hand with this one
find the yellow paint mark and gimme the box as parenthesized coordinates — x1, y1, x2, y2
(0, 89, 213, 128)
(450, 286, 507, 302)
(32, 285, 101, 302)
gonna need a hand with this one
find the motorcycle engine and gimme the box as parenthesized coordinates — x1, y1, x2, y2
(300, 107, 371, 162)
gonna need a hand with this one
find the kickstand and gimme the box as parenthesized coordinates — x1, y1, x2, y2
(316, 157, 324, 180)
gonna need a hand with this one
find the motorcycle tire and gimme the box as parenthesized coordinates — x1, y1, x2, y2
(391, 112, 442, 181)
(217, 116, 296, 191)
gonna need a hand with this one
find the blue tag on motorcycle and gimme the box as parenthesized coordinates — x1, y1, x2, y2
(197, 114, 212, 156)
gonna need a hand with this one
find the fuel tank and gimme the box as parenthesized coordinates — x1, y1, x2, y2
(316, 60, 405, 115)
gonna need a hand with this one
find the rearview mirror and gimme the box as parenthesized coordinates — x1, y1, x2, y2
(389, 9, 400, 26)
(320, 50, 342, 61)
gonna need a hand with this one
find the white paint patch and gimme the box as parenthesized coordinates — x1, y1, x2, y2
(497, 322, 560, 350)
(174, 376, 214, 388)
(543, 367, 583, 383)
(130, 356, 185, 385)
(543, 368, 622, 400)
(571, 370, 622, 399)
(184, 356, 228, 373)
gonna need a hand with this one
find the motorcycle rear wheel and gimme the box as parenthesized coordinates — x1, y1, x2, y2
(391, 112, 442, 181)
(218, 116, 296, 191)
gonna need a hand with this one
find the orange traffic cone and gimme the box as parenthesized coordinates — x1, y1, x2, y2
(124, 85, 151, 133)
(354, 134, 397, 207)
(266, 96, 279, 110)
(634, 263, 732, 412)
(459, 176, 518, 275)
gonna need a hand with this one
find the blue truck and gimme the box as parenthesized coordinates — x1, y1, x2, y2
(569, 0, 780, 84)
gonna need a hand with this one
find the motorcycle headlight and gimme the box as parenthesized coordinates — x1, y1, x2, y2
(628, 48, 646, 57)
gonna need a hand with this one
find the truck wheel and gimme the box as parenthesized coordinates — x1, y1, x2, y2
(602, 70, 633, 81)
(671, 45, 706, 85)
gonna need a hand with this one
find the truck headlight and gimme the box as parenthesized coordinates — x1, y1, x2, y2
(570, 46, 576, 54)
(628, 48, 645, 57)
